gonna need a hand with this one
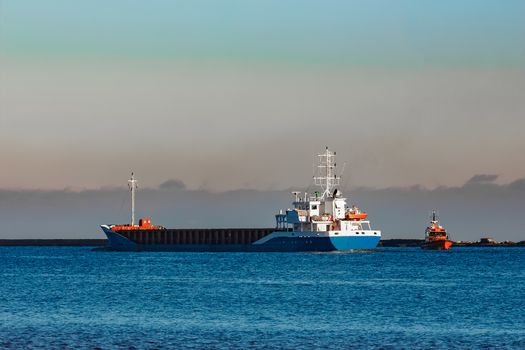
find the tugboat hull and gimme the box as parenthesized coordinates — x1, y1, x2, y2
(421, 240, 453, 250)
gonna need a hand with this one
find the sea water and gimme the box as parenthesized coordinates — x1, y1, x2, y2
(0, 247, 523, 349)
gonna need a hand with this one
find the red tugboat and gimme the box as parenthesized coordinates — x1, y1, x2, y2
(422, 211, 453, 250)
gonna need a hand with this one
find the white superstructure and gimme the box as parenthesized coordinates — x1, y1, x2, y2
(272, 147, 381, 248)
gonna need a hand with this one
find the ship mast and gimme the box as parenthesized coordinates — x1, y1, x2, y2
(314, 147, 340, 199)
(128, 172, 138, 226)
(431, 210, 438, 223)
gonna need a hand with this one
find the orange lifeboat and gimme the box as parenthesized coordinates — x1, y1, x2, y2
(346, 212, 368, 220)
(345, 205, 368, 221)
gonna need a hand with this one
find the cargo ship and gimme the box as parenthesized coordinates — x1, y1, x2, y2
(421, 211, 453, 250)
(100, 148, 381, 251)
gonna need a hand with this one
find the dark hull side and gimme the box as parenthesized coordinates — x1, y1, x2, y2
(102, 227, 283, 252)
(107, 227, 281, 245)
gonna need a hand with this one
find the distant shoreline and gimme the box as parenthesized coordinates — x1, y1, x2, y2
(378, 239, 525, 247)
(0, 239, 523, 247)
(0, 239, 107, 246)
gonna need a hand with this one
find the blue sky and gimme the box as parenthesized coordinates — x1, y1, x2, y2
(2, 0, 524, 66)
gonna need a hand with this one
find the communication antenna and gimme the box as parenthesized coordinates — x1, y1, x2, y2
(313, 147, 340, 199)
(128, 172, 138, 226)
(430, 209, 439, 223)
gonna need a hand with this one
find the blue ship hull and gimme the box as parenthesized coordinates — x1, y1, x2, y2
(102, 228, 381, 252)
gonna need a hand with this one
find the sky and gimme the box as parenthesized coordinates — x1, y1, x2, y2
(0, 1, 524, 240)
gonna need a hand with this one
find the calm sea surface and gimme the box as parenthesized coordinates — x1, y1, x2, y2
(0, 247, 523, 349)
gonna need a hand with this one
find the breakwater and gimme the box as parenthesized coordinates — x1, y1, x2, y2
(0, 239, 107, 246)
